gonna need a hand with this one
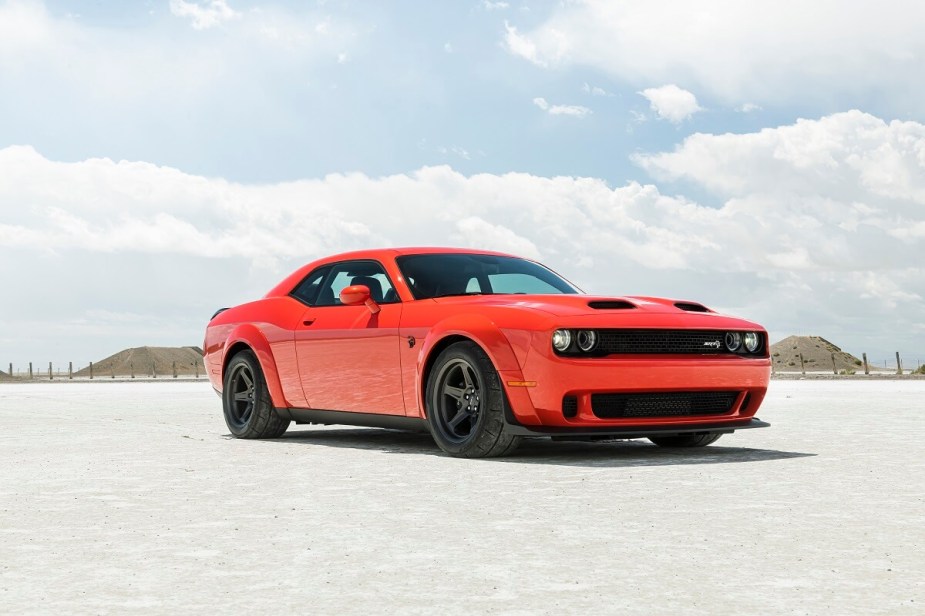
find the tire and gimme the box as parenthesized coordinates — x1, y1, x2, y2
(222, 350, 290, 439)
(648, 433, 722, 448)
(425, 341, 521, 458)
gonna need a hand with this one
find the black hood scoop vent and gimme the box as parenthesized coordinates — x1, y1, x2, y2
(588, 300, 636, 310)
(674, 302, 711, 313)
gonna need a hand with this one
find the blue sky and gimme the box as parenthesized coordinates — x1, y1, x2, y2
(1, 0, 924, 369)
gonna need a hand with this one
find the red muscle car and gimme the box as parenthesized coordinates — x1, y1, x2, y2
(204, 248, 770, 457)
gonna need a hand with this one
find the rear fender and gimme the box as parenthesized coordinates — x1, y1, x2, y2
(224, 324, 288, 408)
(416, 315, 540, 423)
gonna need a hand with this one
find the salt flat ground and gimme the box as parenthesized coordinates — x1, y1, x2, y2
(1, 381, 922, 615)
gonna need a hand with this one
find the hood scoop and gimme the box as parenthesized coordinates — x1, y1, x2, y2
(674, 301, 711, 313)
(588, 300, 636, 310)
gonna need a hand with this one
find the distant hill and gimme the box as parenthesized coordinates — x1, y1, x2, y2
(75, 346, 205, 377)
(0, 369, 11, 381)
(771, 336, 864, 373)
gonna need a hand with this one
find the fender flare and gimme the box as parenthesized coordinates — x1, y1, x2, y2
(223, 324, 289, 409)
(415, 314, 538, 423)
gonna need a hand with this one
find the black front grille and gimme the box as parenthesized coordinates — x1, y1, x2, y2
(562, 395, 578, 418)
(591, 391, 738, 419)
(596, 329, 729, 355)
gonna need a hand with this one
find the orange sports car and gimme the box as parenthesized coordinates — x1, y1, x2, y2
(204, 248, 770, 457)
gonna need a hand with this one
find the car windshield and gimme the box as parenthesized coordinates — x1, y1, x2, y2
(396, 253, 580, 299)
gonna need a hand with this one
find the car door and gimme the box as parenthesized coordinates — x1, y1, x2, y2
(294, 259, 406, 415)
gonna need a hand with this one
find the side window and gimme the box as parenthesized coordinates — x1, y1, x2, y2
(314, 260, 399, 306)
(290, 266, 331, 305)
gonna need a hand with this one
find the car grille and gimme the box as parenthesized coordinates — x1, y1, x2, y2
(590, 391, 739, 419)
(596, 329, 729, 355)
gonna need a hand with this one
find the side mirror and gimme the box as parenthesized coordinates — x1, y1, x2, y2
(339, 285, 381, 314)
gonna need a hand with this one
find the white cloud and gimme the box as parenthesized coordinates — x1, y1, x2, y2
(639, 84, 702, 123)
(169, 0, 240, 30)
(503, 21, 545, 67)
(533, 97, 591, 117)
(582, 83, 608, 97)
(2, 110, 924, 361)
(502, 1, 925, 107)
(737, 102, 762, 113)
(482, 1, 510, 10)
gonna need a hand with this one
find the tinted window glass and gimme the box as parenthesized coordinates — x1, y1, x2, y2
(314, 260, 398, 306)
(291, 266, 331, 305)
(396, 254, 579, 299)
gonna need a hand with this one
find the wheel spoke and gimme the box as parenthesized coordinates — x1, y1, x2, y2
(448, 408, 470, 429)
(461, 366, 474, 390)
(240, 370, 253, 389)
(443, 385, 465, 401)
(234, 391, 252, 402)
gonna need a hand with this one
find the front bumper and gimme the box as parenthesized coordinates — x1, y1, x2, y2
(499, 351, 772, 429)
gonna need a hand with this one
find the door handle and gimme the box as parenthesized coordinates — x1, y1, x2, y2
(303, 319, 315, 326)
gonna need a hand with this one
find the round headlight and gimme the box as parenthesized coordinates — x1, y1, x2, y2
(552, 329, 572, 352)
(576, 330, 598, 352)
(744, 332, 761, 353)
(724, 332, 742, 352)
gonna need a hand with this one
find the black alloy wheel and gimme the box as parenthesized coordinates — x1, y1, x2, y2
(227, 361, 256, 430)
(222, 350, 290, 439)
(426, 341, 521, 458)
(433, 358, 483, 444)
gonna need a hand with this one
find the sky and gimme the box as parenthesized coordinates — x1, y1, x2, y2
(1, 0, 924, 370)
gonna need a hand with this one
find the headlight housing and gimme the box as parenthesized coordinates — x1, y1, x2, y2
(724, 332, 742, 352)
(744, 331, 761, 353)
(576, 330, 598, 352)
(552, 329, 572, 352)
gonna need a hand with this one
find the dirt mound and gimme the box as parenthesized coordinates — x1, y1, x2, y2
(75, 346, 205, 377)
(771, 335, 864, 373)
(0, 369, 12, 381)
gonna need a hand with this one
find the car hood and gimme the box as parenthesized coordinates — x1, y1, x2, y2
(430, 294, 765, 330)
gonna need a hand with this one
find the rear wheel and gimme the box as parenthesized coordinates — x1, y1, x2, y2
(223, 350, 289, 439)
(426, 341, 521, 458)
(648, 433, 722, 448)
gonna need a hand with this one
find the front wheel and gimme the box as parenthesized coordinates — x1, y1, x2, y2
(223, 350, 289, 439)
(425, 341, 521, 458)
(648, 433, 722, 448)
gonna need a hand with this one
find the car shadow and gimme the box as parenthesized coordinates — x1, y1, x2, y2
(266, 427, 816, 468)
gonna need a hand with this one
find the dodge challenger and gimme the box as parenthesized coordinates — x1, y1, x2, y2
(204, 248, 770, 457)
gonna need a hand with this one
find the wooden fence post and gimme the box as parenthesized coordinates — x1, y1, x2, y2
(28, 362, 33, 379)
(831, 352, 837, 374)
(862, 352, 869, 375)
(48, 362, 53, 380)
(7, 363, 11, 378)
(896, 352, 902, 375)
(111, 363, 114, 379)
(131, 362, 135, 379)
(69, 361, 73, 379)
(799, 353, 805, 375)
(173, 361, 178, 379)
(90, 361, 93, 379)
(152, 362, 157, 378)
(194, 361, 199, 378)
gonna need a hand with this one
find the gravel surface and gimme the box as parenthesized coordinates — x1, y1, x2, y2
(1, 380, 923, 615)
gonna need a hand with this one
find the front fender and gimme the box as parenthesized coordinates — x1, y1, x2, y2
(415, 314, 540, 424)
(224, 323, 289, 409)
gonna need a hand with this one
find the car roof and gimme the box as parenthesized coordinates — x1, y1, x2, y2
(321, 246, 517, 260)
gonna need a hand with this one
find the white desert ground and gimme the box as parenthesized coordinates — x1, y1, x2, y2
(1, 380, 922, 615)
